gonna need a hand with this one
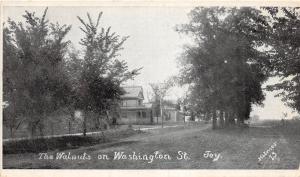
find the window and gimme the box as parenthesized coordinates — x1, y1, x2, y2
(122, 101, 127, 107)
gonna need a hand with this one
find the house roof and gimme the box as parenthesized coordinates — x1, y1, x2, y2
(121, 86, 144, 100)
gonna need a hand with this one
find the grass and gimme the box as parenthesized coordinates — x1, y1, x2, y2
(3, 120, 300, 169)
(3, 136, 106, 154)
(3, 128, 139, 154)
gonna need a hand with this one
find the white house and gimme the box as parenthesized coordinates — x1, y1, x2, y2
(119, 86, 153, 124)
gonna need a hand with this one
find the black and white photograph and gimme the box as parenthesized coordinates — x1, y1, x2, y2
(2, 2, 300, 171)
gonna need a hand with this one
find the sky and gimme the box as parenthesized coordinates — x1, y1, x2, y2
(3, 6, 299, 120)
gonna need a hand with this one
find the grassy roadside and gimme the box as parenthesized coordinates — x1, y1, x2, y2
(3, 127, 142, 154)
(3, 120, 300, 169)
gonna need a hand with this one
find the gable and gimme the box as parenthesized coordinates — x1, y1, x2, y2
(121, 86, 144, 100)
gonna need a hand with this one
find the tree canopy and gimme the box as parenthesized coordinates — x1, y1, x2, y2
(3, 9, 141, 137)
(263, 7, 300, 113)
(73, 12, 141, 135)
(176, 7, 271, 127)
(3, 8, 72, 136)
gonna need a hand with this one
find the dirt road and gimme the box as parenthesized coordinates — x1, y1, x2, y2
(3, 122, 300, 169)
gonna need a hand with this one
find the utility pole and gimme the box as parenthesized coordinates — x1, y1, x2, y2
(160, 97, 163, 128)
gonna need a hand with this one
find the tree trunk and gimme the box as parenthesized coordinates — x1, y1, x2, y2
(30, 124, 35, 137)
(39, 121, 44, 137)
(50, 122, 54, 136)
(38, 114, 46, 137)
(237, 118, 242, 127)
(68, 120, 71, 134)
(204, 112, 209, 123)
(150, 110, 153, 124)
(30, 119, 40, 137)
(219, 110, 224, 128)
(224, 111, 229, 127)
(237, 111, 244, 127)
(105, 111, 110, 130)
(212, 110, 217, 129)
(160, 100, 164, 128)
(112, 116, 117, 125)
(191, 112, 195, 121)
(10, 126, 14, 138)
(71, 110, 75, 121)
(95, 116, 100, 129)
(69, 110, 74, 133)
(228, 112, 235, 125)
(83, 111, 87, 136)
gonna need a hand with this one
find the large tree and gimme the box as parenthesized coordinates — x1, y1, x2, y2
(177, 7, 269, 128)
(75, 12, 141, 135)
(3, 8, 72, 137)
(149, 77, 175, 125)
(3, 25, 24, 138)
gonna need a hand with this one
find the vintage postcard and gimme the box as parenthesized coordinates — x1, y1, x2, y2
(1, 0, 300, 177)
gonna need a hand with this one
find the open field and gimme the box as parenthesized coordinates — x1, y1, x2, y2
(3, 120, 300, 169)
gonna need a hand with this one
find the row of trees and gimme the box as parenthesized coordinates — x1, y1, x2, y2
(176, 7, 300, 128)
(3, 8, 140, 137)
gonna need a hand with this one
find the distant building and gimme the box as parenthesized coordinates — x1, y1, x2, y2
(119, 86, 153, 124)
(162, 102, 184, 122)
